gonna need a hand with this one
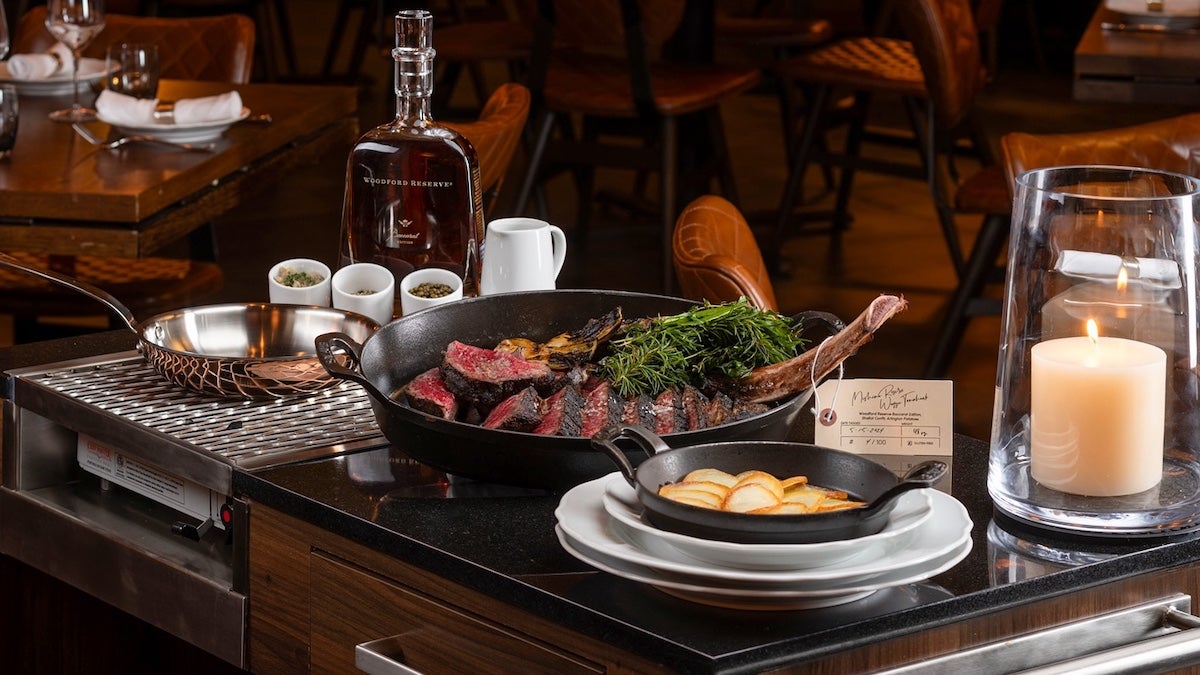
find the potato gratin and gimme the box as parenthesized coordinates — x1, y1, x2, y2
(658, 469, 866, 515)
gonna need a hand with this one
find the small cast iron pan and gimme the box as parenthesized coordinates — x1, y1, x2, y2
(593, 425, 946, 544)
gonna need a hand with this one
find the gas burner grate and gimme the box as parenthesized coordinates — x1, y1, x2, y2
(25, 356, 386, 470)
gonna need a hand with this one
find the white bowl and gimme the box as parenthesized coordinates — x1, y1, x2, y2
(332, 262, 396, 325)
(398, 267, 464, 315)
(268, 258, 331, 306)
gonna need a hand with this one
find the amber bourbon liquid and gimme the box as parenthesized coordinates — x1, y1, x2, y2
(338, 9, 484, 307)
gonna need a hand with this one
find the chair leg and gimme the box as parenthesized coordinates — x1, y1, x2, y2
(923, 211, 1010, 378)
(706, 107, 740, 206)
(830, 92, 872, 235)
(574, 119, 598, 250)
(772, 84, 830, 272)
(661, 115, 679, 293)
(514, 110, 556, 216)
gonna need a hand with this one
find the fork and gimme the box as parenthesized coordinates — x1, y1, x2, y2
(71, 123, 216, 153)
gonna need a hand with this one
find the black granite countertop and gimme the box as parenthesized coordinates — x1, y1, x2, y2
(6, 332, 1200, 673)
(234, 428, 1200, 674)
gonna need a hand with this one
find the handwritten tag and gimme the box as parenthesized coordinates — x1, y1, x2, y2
(812, 378, 953, 456)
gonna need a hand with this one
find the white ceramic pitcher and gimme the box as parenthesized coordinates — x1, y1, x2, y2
(480, 217, 567, 295)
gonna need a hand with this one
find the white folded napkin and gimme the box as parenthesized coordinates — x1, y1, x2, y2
(7, 43, 74, 80)
(95, 89, 159, 125)
(173, 91, 243, 124)
(1106, 0, 1200, 16)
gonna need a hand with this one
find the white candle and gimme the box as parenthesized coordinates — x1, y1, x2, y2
(1030, 321, 1167, 497)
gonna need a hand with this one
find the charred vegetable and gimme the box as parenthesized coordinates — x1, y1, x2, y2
(598, 298, 805, 398)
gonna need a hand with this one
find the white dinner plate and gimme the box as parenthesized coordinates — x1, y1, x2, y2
(603, 474, 932, 571)
(0, 57, 108, 96)
(97, 107, 251, 143)
(556, 476, 968, 588)
(556, 525, 972, 611)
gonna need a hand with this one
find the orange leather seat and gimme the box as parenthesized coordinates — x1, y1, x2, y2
(14, 7, 256, 84)
(444, 83, 531, 211)
(672, 195, 778, 312)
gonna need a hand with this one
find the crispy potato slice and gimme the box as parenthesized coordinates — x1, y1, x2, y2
(734, 470, 784, 500)
(683, 468, 738, 488)
(722, 483, 780, 513)
(815, 498, 866, 512)
(780, 475, 809, 490)
(755, 502, 819, 515)
(781, 486, 827, 510)
(665, 481, 729, 500)
(658, 488, 724, 509)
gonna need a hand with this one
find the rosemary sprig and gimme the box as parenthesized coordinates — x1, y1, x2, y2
(598, 298, 805, 397)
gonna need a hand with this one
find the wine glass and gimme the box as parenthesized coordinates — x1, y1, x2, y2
(0, 3, 10, 61)
(44, 0, 105, 122)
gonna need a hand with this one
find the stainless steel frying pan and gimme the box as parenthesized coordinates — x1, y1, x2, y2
(0, 252, 379, 398)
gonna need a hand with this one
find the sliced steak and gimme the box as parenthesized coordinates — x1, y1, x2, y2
(732, 399, 771, 421)
(579, 381, 623, 438)
(401, 367, 459, 420)
(681, 385, 710, 431)
(441, 340, 555, 408)
(623, 393, 656, 429)
(652, 389, 687, 435)
(482, 387, 543, 431)
(533, 386, 585, 436)
(706, 391, 735, 427)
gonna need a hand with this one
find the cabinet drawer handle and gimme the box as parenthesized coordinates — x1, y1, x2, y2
(355, 636, 424, 675)
(877, 594, 1200, 674)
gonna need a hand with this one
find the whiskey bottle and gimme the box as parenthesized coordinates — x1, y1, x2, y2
(338, 9, 485, 306)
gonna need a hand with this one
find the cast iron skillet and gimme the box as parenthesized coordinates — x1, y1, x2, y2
(315, 290, 842, 491)
(593, 424, 947, 544)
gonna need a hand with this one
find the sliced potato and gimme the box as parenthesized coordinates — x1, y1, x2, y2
(671, 495, 724, 510)
(781, 486, 828, 510)
(780, 475, 809, 490)
(658, 487, 723, 509)
(666, 480, 729, 500)
(815, 498, 866, 513)
(722, 483, 780, 513)
(757, 502, 819, 515)
(734, 470, 784, 500)
(683, 468, 738, 488)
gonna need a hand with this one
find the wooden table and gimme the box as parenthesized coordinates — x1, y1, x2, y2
(1074, 5, 1200, 104)
(0, 79, 358, 258)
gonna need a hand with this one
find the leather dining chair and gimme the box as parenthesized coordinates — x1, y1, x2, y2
(443, 82, 532, 215)
(3, 10, 256, 342)
(512, 0, 762, 292)
(672, 194, 778, 312)
(771, 0, 994, 278)
(923, 113, 1200, 378)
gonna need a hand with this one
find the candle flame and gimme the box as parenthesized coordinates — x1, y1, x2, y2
(1117, 266, 1128, 292)
(1087, 318, 1099, 343)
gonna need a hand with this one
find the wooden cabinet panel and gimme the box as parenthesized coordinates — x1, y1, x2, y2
(309, 551, 602, 674)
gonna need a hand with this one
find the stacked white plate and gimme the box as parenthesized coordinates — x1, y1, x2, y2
(554, 473, 973, 610)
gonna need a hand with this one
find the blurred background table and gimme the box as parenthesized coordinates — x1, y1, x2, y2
(1074, 3, 1200, 104)
(0, 79, 358, 258)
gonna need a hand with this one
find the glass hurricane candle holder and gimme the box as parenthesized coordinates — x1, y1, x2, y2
(989, 165, 1200, 536)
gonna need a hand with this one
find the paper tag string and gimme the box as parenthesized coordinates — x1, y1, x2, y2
(810, 335, 844, 426)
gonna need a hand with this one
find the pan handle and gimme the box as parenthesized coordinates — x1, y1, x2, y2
(865, 460, 948, 512)
(315, 332, 394, 405)
(590, 425, 673, 486)
(0, 251, 138, 331)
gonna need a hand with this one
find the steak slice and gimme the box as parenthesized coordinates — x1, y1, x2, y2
(681, 385, 710, 431)
(441, 341, 555, 408)
(482, 387, 543, 431)
(401, 367, 459, 420)
(579, 381, 623, 438)
(623, 393, 655, 429)
(533, 386, 585, 436)
(652, 389, 687, 435)
(706, 391, 735, 427)
(732, 399, 771, 421)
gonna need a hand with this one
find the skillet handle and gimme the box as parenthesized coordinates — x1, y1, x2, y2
(315, 332, 394, 405)
(590, 425, 673, 486)
(867, 460, 948, 511)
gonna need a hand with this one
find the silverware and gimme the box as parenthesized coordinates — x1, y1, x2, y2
(72, 123, 216, 152)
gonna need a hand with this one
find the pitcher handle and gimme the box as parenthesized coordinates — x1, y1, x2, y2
(549, 224, 567, 280)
